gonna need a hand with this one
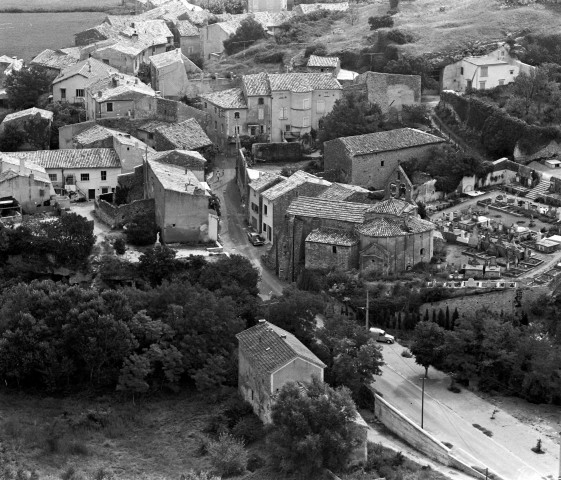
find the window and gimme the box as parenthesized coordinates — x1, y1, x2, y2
(251, 202, 259, 213)
(204, 102, 207, 108)
(80, 173, 90, 182)
(102, 59, 109, 64)
(214, 107, 217, 113)
(264, 205, 268, 215)
(332, 246, 337, 254)
(420, 248, 425, 255)
(234, 111, 240, 119)
(214, 120, 217, 130)
(285, 124, 291, 132)
(101, 187, 109, 194)
(498, 79, 505, 86)
(303, 98, 310, 109)
(263, 223, 267, 232)
(258, 108, 264, 120)
(258, 97, 264, 105)
(302, 116, 310, 127)
(148, 132, 154, 140)
(48, 173, 57, 182)
(152, 46, 156, 54)
(381, 161, 385, 167)
(480, 66, 488, 77)
(75, 89, 84, 98)
(39, 189, 45, 197)
(250, 126, 257, 136)
(316, 100, 325, 113)
(106, 102, 113, 112)
(234, 125, 240, 134)
(260, 125, 265, 134)
(101, 171, 107, 181)
(221, 124, 224, 133)
(479, 81, 486, 90)
(60, 88, 66, 100)
(460, 67, 464, 75)
(510, 69, 514, 75)
(279, 107, 288, 120)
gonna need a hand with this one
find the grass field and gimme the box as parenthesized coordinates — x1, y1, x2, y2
(0, 0, 121, 10)
(0, 12, 107, 60)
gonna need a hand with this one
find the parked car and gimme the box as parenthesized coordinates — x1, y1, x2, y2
(247, 232, 265, 246)
(369, 327, 395, 344)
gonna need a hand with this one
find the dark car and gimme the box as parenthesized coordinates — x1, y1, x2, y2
(247, 232, 265, 246)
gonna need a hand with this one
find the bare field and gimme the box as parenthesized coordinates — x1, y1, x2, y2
(0, 12, 106, 60)
(0, 0, 121, 10)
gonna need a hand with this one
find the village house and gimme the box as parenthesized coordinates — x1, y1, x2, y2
(85, 73, 156, 121)
(10, 148, 121, 200)
(149, 49, 201, 99)
(0, 153, 54, 214)
(441, 43, 535, 93)
(240, 72, 271, 139)
(236, 319, 326, 423)
(148, 149, 206, 182)
(307, 55, 340, 76)
(74, 23, 121, 47)
(174, 19, 201, 60)
(279, 196, 435, 281)
(144, 157, 213, 243)
(292, 2, 349, 14)
(247, 172, 285, 233)
(317, 182, 372, 203)
(323, 128, 446, 190)
(260, 170, 331, 246)
(30, 47, 81, 78)
(0, 108, 54, 151)
(354, 71, 421, 116)
(136, 119, 172, 147)
(153, 118, 214, 157)
(52, 58, 120, 104)
(134, 0, 202, 14)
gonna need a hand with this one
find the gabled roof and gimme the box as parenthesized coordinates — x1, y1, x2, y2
(148, 150, 206, 170)
(327, 128, 444, 156)
(200, 88, 247, 109)
(242, 72, 271, 96)
(138, 119, 171, 133)
(464, 57, 507, 67)
(306, 228, 358, 246)
(317, 183, 369, 201)
(307, 55, 339, 68)
(492, 157, 519, 173)
(367, 197, 416, 216)
(149, 49, 202, 73)
(268, 73, 341, 93)
(53, 58, 119, 85)
(0, 153, 51, 184)
(87, 74, 155, 102)
(30, 49, 80, 71)
(236, 320, 326, 375)
(9, 149, 121, 169)
(286, 196, 369, 223)
(2, 107, 53, 124)
(147, 158, 209, 194)
(155, 118, 213, 150)
(261, 171, 331, 201)
(75, 22, 121, 43)
(249, 172, 285, 193)
(73, 125, 152, 150)
(175, 19, 199, 37)
(357, 216, 435, 237)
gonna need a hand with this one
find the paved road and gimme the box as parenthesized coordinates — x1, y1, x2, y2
(374, 342, 555, 480)
(211, 155, 285, 301)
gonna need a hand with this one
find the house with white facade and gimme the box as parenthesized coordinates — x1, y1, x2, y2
(441, 43, 535, 93)
(10, 149, 121, 200)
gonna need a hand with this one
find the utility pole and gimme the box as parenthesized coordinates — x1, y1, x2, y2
(558, 431, 561, 480)
(421, 376, 425, 429)
(365, 289, 369, 330)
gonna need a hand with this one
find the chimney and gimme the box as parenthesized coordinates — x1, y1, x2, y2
(280, 334, 287, 339)
(88, 62, 92, 73)
(132, 31, 139, 41)
(258, 319, 266, 323)
(131, 22, 135, 28)
(112, 75, 119, 87)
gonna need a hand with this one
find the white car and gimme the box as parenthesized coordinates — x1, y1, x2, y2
(369, 327, 395, 344)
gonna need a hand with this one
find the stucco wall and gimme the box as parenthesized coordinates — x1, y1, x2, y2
(355, 72, 421, 114)
(53, 75, 90, 104)
(48, 166, 121, 198)
(238, 349, 271, 423)
(0, 176, 51, 213)
(271, 358, 323, 396)
(161, 189, 211, 243)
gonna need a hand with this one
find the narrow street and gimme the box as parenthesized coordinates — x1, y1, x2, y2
(211, 155, 285, 300)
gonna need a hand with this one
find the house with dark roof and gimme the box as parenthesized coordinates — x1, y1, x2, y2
(30, 48, 81, 77)
(153, 118, 214, 157)
(10, 148, 121, 200)
(324, 128, 446, 190)
(236, 319, 326, 423)
(278, 195, 434, 281)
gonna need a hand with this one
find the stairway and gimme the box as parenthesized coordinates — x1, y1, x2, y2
(526, 178, 550, 200)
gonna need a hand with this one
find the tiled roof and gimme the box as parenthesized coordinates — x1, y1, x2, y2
(155, 118, 213, 150)
(357, 216, 435, 237)
(200, 88, 247, 109)
(53, 58, 119, 85)
(317, 183, 369, 201)
(74, 125, 114, 145)
(236, 321, 326, 375)
(9, 149, 121, 169)
(138, 119, 171, 133)
(87, 74, 155, 102)
(306, 228, 358, 246)
(249, 172, 285, 192)
(287, 196, 369, 223)
(30, 49, 80, 71)
(183, 10, 216, 27)
(242, 72, 270, 96)
(148, 150, 206, 170)
(149, 49, 201, 72)
(2, 107, 53, 124)
(464, 57, 507, 66)
(329, 128, 444, 156)
(147, 158, 208, 194)
(268, 73, 341, 93)
(75, 22, 121, 42)
(0, 153, 51, 184)
(307, 55, 339, 68)
(261, 170, 331, 201)
(367, 197, 416, 216)
(492, 158, 519, 172)
(175, 19, 199, 36)
(296, 2, 349, 14)
(252, 11, 294, 27)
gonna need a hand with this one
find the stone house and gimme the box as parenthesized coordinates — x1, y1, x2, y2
(241, 72, 272, 140)
(236, 319, 326, 423)
(175, 20, 201, 60)
(307, 55, 340, 76)
(148, 149, 206, 182)
(247, 172, 285, 233)
(0, 108, 54, 151)
(280, 196, 434, 281)
(441, 43, 535, 93)
(52, 58, 119, 104)
(74, 23, 121, 47)
(316, 182, 371, 203)
(323, 128, 446, 190)
(149, 49, 201, 99)
(10, 148, 121, 200)
(30, 48, 81, 78)
(0, 153, 54, 213)
(145, 157, 212, 243)
(153, 118, 214, 159)
(353, 71, 421, 116)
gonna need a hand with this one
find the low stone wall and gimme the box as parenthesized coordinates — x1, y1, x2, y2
(252, 142, 302, 162)
(95, 198, 154, 228)
(374, 394, 450, 466)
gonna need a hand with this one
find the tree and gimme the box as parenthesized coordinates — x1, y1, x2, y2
(269, 377, 358, 476)
(45, 102, 86, 149)
(0, 123, 26, 152)
(208, 433, 248, 476)
(368, 15, 393, 30)
(4, 65, 51, 110)
(223, 18, 268, 55)
(137, 62, 151, 86)
(410, 321, 446, 378)
(346, 6, 360, 26)
(318, 91, 383, 147)
(125, 212, 157, 246)
(138, 245, 178, 286)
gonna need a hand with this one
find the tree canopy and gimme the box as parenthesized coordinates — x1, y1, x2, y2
(223, 18, 268, 55)
(4, 65, 51, 110)
(410, 321, 446, 377)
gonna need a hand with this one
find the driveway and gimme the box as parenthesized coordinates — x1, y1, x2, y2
(373, 340, 558, 480)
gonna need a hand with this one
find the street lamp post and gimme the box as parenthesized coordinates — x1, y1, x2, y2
(421, 376, 426, 429)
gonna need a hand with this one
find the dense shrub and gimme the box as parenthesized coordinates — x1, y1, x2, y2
(223, 17, 268, 55)
(254, 50, 284, 63)
(276, 10, 344, 45)
(386, 29, 415, 45)
(208, 433, 248, 476)
(113, 237, 126, 255)
(231, 415, 265, 443)
(304, 43, 328, 57)
(368, 15, 393, 30)
(124, 212, 157, 246)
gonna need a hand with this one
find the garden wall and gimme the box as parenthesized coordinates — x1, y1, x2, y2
(94, 198, 155, 229)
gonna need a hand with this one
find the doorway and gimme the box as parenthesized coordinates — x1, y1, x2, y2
(88, 189, 96, 200)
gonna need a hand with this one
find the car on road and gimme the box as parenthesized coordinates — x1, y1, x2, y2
(370, 327, 395, 344)
(247, 231, 265, 246)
